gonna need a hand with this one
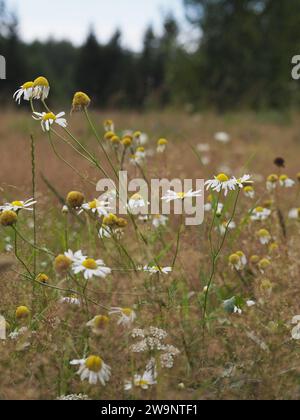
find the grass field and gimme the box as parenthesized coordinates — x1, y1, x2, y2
(1, 105, 300, 400)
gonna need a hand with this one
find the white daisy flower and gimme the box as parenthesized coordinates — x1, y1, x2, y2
(228, 252, 247, 271)
(266, 174, 278, 192)
(143, 265, 172, 275)
(257, 229, 271, 245)
(32, 76, 50, 100)
(246, 300, 256, 308)
(218, 220, 236, 235)
(32, 112, 67, 132)
(104, 119, 114, 132)
(152, 215, 168, 228)
(0, 198, 36, 212)
(251, 207, 271, 221)
(128, 194, 149, 211)
(205, 174, 234, 196)
(13, 81, 34, 104)
(109, 307, 137, 327)
(86, 315, 110, 335)
(289, 208, 300, 220)
(73, 258, 111, 280)
(64, 249, 86, 264)
(161, 189, 202, 203)
(80, 199, 111, 216)
(214, 132, 230, 143)
(70, 356, 111, 386)
(124, 370, 157, 391)
(243, 186, 255, 199)
(60, 296, 81, 306)
(279, 175, 295, 188)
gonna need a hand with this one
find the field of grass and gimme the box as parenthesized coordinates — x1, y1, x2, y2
(1, 105, 300, 400)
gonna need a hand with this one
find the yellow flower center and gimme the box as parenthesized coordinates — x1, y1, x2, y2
(43, 112, 56, 121)
(255, 207, 264, 213)
(15, 306, 30, 319)
(244, 186, 254, 193)
(72, 92, 91, 109)
(229, 254, 240, 265)
(33, 76, 49, 87)
(82, 259, 98, 270)
(279, 175, 288, 182)
(94, 315, 109, 329)
(11, 201, 23, 207)
(176, 192, 186, 199)
(137, 379, 149, 387)
(89, 200, 97, 209)
(158, 138, 168, 146)
(122, 308, 133, 317)
(267, 174, 278, 183)
(85, 356, 103, 372)
(258, 229, 269, 237)
(216, 173, 229, 183)
(22, 81, 34, 89)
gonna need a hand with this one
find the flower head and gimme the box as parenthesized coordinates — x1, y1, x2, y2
(32, 76, 50, 100)
(162, 189, 202, 203)
(13, 81, 34, 104)
(80, 199, 111, 217)
(125, 370, 157, 391)
(279, 175, 295, 188)
(86, 315, 110, 335)
(251, 207, 271, 221)
(73, 257, 111, 280)
(72, 91, 91, 112)
(15, 306, 30, 320)
(66, 191, 85, 209)
(214, 132, 230, 143)
(54, 254, 72, 273)
(257, 229, 272, 245)
(157, 138, 168, 153)
(109, 307, 136, 327)
(0, 198, 36, 213)
(0, 210, 18, 226)
(70, 356, 111, 386)
(152, 214, 168, 229)
(33, 112, 67, 132)
(143, 265, 172, 275)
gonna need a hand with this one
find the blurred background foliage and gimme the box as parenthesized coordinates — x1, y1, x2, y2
(1, 0, 300, 110)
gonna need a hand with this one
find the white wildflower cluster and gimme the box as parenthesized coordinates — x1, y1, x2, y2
(56, 394, 90, 401)
(130, 327, 180, 369)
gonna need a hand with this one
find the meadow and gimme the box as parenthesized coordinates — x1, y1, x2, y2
(1, 84, 300, 400)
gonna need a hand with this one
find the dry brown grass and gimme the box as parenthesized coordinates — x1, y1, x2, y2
(1, 109, 300, 400)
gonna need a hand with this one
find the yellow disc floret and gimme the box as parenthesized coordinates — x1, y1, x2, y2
(33, 76, 49, 87)
(82, 259, 98, 270)
(54, 255, 72, 273)
(66, 191, 85, 209)
(216, 173, 229, 183)
(72, 91, 91, 111)
(0, 210, 18, 226)
(85, 355, 103, 372)
(15, 306, 30, 320)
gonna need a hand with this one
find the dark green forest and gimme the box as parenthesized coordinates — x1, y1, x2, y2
(1, 0, 300, 110)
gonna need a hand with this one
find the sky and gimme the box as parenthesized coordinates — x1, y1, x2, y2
(6, 0, 186, 51)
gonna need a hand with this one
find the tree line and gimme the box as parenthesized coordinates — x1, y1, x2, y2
(1, 0, 300, 111)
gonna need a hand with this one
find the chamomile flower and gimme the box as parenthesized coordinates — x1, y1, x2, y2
(161, 189, 202, 202)
(124, 370, 157, 391)
(109, 307, 137, 327)
(128, 194, 149, 211)
(197, 143, 210, 153)
(279, 175, 295, 188)
(205, 174, 235, 196)
(266, 174, 278, 192)
(243, 186, 255, 199)
(257, 229, 272, 245)
(32, 76, 50, 100)
(60, 296, 81, 306)
(86, 315, 110, 335)
(218, 220, 236, 235)
(258, 258, 271, 273)
(32, 112, 67, 132)
(157, 138, 168, 153)
(80, 199, 111, 216)
(0, 198, 36, 212)
(64, 250, 86, 264)
(73, 258, 111, 280)
(228, 252, 247, 271)
(251, 207, 271, 221)
(13, 81, 34, 104)
(143, 265, 172, 275)
(152, 214, 168, 228)
(214, 132, 231, 143)
(70, 356, 111, 386)
(104, 119, 114, 132)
